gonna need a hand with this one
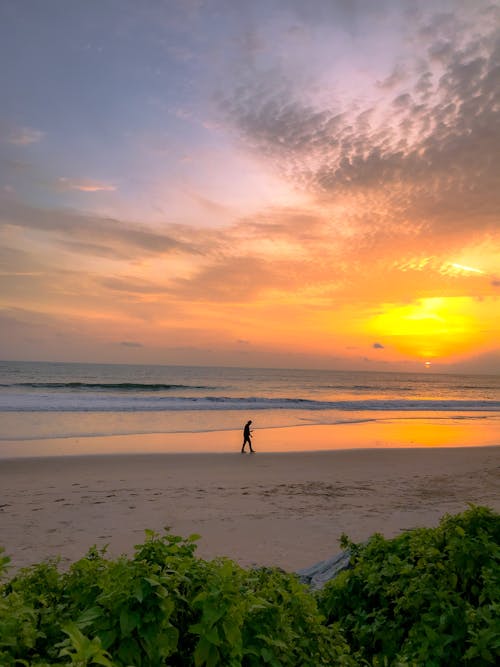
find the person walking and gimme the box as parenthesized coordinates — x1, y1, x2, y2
(241, 420, 254, 453)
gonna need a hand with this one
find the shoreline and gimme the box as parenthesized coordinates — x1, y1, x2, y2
(1, 446, 499, 573)
(1, 416, 499, 458)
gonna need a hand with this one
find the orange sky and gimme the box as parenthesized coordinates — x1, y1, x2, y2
(0, 1, 499, 373)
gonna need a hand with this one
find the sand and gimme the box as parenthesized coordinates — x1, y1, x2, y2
(1, 442, 499, 574)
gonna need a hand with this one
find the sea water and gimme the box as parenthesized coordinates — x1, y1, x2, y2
(0, 360, 498, 454)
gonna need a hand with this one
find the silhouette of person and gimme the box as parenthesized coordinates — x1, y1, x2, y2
(241, 420, 254, 453)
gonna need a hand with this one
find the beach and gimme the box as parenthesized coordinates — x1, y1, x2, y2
(2, 364, 498, 574)
(1, 438, 499, 574)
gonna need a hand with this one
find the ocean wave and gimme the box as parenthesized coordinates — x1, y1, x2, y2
(0, 382, 215, 391)
(315, 384, 418, 393)
(0, 394, 498, 413)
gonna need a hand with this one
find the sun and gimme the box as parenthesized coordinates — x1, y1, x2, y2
(424, 361, 432, 369)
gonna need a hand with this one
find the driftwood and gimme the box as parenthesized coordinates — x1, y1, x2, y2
(296, 549, 352, 591)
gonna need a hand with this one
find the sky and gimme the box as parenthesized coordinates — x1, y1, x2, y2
(0, 0, 499, 373)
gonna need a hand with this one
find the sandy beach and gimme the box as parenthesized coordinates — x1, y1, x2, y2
(1, 442, 499, 574)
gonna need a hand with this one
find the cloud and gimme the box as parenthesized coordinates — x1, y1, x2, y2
(232, 206, 328, 248)
(221, 10, 500, 242)
(170, 255, 283, 302)
(57, 239, 135, 260)
(119, 340, 143, 347)
(57, 177, 117, 192)
(440, 263, 485, 277)
(373, 342, 384, 349)
(0, 197, 201, 259)
(152, 191, 496, 308)
(0, 245, 46, 273)
(2, 124, 45, 145)
(280, 0, 391, 32)
(98, 276, 169, 294)
(376, 65, 408, 90)
(3, 159, 33, 172)
(0, 306, 67, 341)
(442, 349, 500, 375)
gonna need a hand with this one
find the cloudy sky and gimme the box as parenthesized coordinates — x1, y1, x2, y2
(0, 0, 499, 372)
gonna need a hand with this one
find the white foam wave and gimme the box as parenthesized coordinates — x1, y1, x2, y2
(0, 393, 498, 413)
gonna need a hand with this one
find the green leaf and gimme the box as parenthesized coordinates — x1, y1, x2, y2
(133, 580, 144, 602)
(120, 609, 140, 636)
(144, 576, 161, 586)
(76, 606, 103, 629)
(222, 619, 241, 645)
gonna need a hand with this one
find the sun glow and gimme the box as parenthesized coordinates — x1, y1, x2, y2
(367, 297, 479, 360)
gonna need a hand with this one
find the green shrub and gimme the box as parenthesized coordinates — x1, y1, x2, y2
(0, 531, 355, 666)
(1, 507, 498, 665)
(318, 505, 500, 665)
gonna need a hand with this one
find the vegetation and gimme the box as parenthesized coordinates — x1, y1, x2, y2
(0, 506, 498, 666)
(320, 505, 500, 666)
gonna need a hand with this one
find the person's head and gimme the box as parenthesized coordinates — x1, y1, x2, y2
(247, 420, 252, 425)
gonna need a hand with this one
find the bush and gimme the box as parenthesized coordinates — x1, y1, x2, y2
(318, 505, 500, 666)
(1, 507, 498, 665)
(0, 532, 354, 666)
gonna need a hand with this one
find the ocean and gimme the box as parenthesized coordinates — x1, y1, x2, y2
(0, 360, 499, 455)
